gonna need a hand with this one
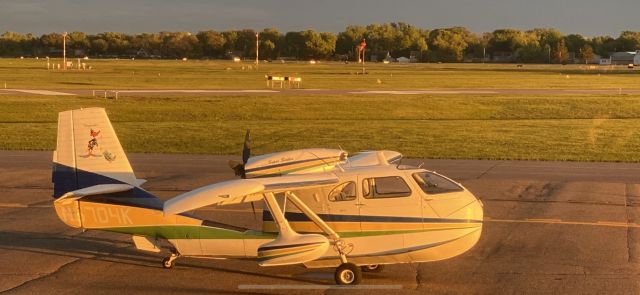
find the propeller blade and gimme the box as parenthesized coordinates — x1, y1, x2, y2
(242, 129, 251, 164)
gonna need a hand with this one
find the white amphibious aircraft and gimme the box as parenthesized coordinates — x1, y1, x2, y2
(52, 108, 483, 285)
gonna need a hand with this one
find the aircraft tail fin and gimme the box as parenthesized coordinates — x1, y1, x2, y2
(52, 108, 141, 198)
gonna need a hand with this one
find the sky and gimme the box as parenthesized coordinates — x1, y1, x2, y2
(1, 0, 639, 37)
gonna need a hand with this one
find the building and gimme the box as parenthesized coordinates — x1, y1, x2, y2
(610, 51, 636, 65)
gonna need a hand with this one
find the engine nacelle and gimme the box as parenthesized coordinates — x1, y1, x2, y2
(245, 148, 347, 178)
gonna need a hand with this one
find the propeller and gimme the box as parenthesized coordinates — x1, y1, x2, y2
(242, 129, 251, 166)
(229, 130, 251, 178)
(228, 130, 258, 220)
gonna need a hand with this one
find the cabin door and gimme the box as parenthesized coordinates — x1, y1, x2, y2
(357, 174, 423, 235)
(325, 175, 361, 232)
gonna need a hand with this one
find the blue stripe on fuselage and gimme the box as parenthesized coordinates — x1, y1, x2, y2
(262, 211, 482, 224)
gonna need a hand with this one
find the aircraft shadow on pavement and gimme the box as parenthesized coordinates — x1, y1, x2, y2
(0, 230, 334, 285)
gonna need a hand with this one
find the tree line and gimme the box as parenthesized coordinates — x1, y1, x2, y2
(1, 23, 639, 63)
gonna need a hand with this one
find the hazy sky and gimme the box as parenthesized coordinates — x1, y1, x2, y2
(1, 0, 639, 36)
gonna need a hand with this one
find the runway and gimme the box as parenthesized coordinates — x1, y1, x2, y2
(2, 88, 640, 96)
(1, 151, 639, 294)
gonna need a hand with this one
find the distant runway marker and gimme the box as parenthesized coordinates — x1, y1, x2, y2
(7, 89, 75, 96)
(115, 89, 279, 94)
(348, 90, 498, 95)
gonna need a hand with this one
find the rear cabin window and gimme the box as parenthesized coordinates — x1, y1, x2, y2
(328, 182, 356, 201)
(362, 176, 411, 199)
(412, 172, 464, 194)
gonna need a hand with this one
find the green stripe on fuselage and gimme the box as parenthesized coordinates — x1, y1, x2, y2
(100, 224, 481, 240)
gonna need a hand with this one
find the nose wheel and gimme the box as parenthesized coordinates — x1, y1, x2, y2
(334, 262, 362, 285)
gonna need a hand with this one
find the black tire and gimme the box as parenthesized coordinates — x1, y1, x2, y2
(361, 264, 385, 273)
(162, 257, 174, 269)
(335, 262, 362, 285)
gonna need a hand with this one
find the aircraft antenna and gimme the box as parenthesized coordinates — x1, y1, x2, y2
(308, 150, 344, 172)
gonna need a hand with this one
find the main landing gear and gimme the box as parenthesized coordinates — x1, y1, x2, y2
(335, 263, 362, 285)
(162, 251, 180, 269)
(333, 264, 385, 285)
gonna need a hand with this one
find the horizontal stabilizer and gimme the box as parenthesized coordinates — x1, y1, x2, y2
(56, 184, 134, 202)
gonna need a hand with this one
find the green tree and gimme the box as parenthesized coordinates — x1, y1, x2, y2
(336, 25, 366, 57)
(283, 31, 305, 58)
(299, 30, 336, 58)
(131, 33, 162, 56)
(0, 32, 26, 56)
(617, 31, 640, 51)
(428, 27, 469, 62)
(591, 35, 616, 57)
(489, 29, 525, 54)
(579, 44, 594, 64)
(259, 28, 282, 59)
(196, 30, 226, 58)
(552, 39, 569, 64)
(222, 30, 238, 56)
(564, 34, 586, 55)
(513, 31, 544, 63)
(160, 32, 201, 58)
(68, 31, 89, 54)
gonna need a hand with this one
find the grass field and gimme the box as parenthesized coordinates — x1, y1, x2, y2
(3, 58, 640, 161)
(1, 58, 640, 90)
(3, 93, 640, 161)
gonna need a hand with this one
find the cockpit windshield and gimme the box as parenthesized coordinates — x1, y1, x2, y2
(412, 172, 464, 194)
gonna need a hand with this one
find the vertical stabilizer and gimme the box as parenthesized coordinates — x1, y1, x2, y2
(52, 108, 139, 198)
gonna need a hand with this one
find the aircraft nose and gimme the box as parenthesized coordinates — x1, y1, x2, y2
(468, 192, 484, 221)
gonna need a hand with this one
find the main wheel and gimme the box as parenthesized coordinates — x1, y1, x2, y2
(361, 264, 385, 273)
(334, 262, 362, 285)
(162, 257, 174, 269)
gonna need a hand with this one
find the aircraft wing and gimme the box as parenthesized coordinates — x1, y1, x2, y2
(163, 174, 339, 216)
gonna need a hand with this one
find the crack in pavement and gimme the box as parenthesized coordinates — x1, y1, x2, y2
(0, 257, 81, 293)
(0, 232, 140, 294)
(476, 161, 503, 180)
(625, 183, 633, 264)
(414, 265, 422, 290)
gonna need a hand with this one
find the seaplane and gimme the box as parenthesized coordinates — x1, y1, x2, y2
(52, 108, 484, 285)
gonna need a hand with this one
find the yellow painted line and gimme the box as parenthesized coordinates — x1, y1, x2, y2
(486, 218, 640, 228)
(0, 203, 28, 208)
(525, 218, 562, 222)
(596, 221, 630, 227)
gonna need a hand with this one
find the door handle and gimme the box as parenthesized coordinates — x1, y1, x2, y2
(423, 197, 434, 201)
(355, 203, 366, 207)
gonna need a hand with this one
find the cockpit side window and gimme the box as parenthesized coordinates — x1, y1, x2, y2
(362, 176, 412, 199)
(412, 172, 464, 195)
(328, 182, 356, 202)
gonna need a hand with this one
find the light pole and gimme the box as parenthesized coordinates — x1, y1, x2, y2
(255, 32, 259, 70)
(62, 32, 68, 70)
(483, 46, 486, 64)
